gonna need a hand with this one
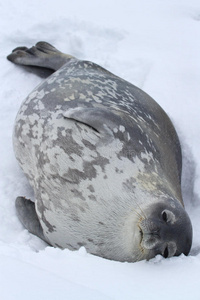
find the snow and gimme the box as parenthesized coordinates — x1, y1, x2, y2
(1, 0, 200, 299)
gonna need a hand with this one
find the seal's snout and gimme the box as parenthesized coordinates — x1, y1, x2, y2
(140, 218, 177, 258)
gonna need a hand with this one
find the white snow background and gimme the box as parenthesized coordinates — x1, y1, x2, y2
(1, 0, 200, 299)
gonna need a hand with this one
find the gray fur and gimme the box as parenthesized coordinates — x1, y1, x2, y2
(8, 42, 192, 262)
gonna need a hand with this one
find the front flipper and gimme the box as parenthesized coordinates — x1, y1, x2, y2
(7, 41, 75, 71)
(15, 196, 49, 244)
(63, 107, 124, 143)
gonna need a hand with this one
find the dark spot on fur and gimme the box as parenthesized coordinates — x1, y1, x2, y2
(72, 215, 80, 222)
(82, 139, 96, 150)
(88, 195, 96, 201)
(56, 128, 84, 156)
(79, 205, 86, 212)
(87, 185, 95, 193)
(36, 198, 56, 233)
(115, 167, 123, 174)
(123, 177, 136, 192)
(71, 189, 86, 201)
(77, 242, 86, 247)
(99, 222, 105, 225)
(88, 238, 94, 242)
(66, 243, 76, 250)
(69, 155, 75, 161)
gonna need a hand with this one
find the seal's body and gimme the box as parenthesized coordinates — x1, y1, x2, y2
(8, 42, 192, 262)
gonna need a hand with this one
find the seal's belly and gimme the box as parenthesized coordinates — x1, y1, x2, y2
(13, 94, 150, 260)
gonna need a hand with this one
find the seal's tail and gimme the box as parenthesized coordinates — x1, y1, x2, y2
(7, 41, 75, 78)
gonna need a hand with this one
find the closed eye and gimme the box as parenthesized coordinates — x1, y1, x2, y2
(162, 211, 168, 222)
(163, 247, 169, 258)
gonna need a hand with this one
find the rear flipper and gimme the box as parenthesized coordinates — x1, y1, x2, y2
(15, 196, 49, 244)
(7, 41, 75, 72)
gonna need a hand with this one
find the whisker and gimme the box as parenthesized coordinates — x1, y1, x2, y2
(132, 198, 147, 220)
(136, 249, 145, 262)
(131, 208, 144, 220)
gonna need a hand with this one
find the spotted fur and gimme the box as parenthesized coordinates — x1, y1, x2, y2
(9, 42, 192, 262)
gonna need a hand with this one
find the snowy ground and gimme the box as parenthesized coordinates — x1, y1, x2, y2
(1, 0, 200, 299)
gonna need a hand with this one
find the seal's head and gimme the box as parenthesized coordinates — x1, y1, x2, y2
(137, 200, 192, 260)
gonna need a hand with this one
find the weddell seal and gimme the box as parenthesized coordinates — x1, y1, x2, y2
(7, 42, 192, 262)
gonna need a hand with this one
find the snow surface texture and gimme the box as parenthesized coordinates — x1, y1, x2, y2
(1, 0, 200, 299)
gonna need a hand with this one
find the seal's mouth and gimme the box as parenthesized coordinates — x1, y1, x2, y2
(138, 224, 144, 245)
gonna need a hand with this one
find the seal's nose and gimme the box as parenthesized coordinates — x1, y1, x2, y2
(140, 218, 178, 258)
